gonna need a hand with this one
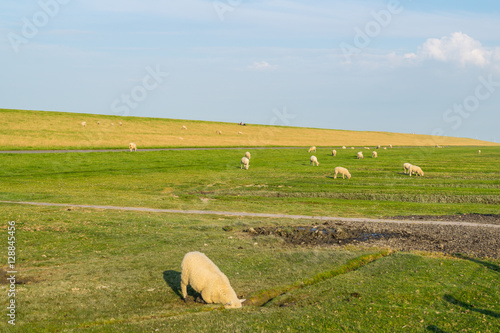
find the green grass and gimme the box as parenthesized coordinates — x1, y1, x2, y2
(0, 146, 498, 217)
(0, 206, 498, 332)
(0, 145, 499, 331)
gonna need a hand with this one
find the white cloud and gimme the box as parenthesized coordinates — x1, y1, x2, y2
(404, 32, 492, 67)
(247, 61, 278, 71)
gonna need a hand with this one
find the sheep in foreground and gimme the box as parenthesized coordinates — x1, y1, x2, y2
(81, 121, 87, 127)
(245, 151, 251, 160)
(332, 149, 336, 156)
(310, 155, 319, 166)
(308, 146, 316, 153)
(181, 251, 245, 309)
(334, 167, 351, 179)
(408, 165, 424, 177)
(372, 151, 377, 158)
(241, 157, 249, 170)
(129, 143, 137, 152)
(403, 163, 412, 174)
(357, 151, 364, 159)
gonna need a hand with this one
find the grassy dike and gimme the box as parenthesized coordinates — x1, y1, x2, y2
(1, 108, 497, 150)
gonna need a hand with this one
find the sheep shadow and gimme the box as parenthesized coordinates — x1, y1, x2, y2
(443, 294, 500, 318)
(163, 270, 203, 302)
(425, 325, 448, 333)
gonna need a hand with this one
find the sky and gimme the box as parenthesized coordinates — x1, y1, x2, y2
(1, 0, 500, 142)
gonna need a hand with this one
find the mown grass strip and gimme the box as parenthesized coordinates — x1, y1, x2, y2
(244, 249, 393, 307)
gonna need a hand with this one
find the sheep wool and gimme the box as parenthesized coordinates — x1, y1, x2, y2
(334, 166, 351, 179)
(357, 151, 364, 159)
(310, 155, 319, 166)
(372, 151, 377, 158)
(332, 149, 337, 157)
(241, 157, 249, 170)
(409, 165, 424, 177)
(129, 143, 137, 152)
(403, 163, 412, 174)
(181, 251, 245, 309)
(308, 146, 316, 153)
(245, 151, 251, 160)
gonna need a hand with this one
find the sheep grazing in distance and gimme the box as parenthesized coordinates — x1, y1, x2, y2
(357, 151, 364, 159)
(182, 125, 187, 130)
(310, 155, 319, 166)
(308, 146, 316, 153)
(364, 147, 370, 150)
(97, 121, 100, 125)
(334, 166, 351, 179)
(245, 152, 251, 160)
(383, 147, 387, 150)
(408, 165, 424, 177)
(241, 157, 249, 170)
(217, 130, 222, 135)
(403, 163, 412, 174)
(478, 150, 481, 154)
(342, 146, 346, 149)
(129, 143, 137, 152)
(376, 145, 380, 149)
(181, 251, 245, 309)
(372, 151, 377, 158)
(119, 122, 122, 126)
(389, 144, 392, 148)
(81, 121, 87, 127)
(238, 131, 243, 135)
(351, 147, 355, 149)
(332, 149, 337, 156)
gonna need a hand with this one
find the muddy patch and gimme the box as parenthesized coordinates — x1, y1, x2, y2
(246, 220, 500, 259)
(0, 269, 38, 285)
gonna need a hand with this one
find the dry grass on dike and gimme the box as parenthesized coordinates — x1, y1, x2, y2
(0, 109, 497, 149)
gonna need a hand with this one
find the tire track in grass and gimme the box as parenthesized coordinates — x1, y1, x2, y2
(244, 249, 393, 307)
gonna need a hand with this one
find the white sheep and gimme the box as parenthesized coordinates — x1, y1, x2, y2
(217, 130, 222, 135)
(383, 147, 387, 150)
(181, 251, 245, 309)
(240, 157, 249, 170)
(376, 145, 380, 149)
(351, 147, 355, 149)
(357, 151, 364, 159)
(81, 121, 87, 127)
(119, 122, 123, 126)
(238, 131, 243, 135)
(97, 121, 100, 125)
(308, 146, 316, 153)
(334, 166, 351, 179)
(389, 144, 392, 148)
(372, 151, 377, 158)
(342, 146, 346, 149)
(182, 125, 187, 130)
(129, 143, 137, 152)
(310, 155, 319, 166)
(408, 165, 424, 177)
(478, 150, 481, 154)
(403, 163, 412, 174)
(245, 151, 251, 160)
(364, 147, 370, 150)
(332, 149, 337, 157)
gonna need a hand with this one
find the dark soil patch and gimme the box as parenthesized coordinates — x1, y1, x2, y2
(246, 219, 500, 259)
(0, 268, 38, 285)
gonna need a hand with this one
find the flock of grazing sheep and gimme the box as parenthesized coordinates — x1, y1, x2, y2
(237, 145, 426, 180)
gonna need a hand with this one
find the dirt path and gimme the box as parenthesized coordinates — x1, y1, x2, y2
(1, 200, 499, 228)
(0, 147, 304, 154)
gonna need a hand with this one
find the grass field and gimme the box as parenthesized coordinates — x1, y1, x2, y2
(1, 108, 498, 150)
(0, 109, 499, 331)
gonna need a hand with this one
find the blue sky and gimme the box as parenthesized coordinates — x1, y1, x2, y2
(1, 0, 500, 142)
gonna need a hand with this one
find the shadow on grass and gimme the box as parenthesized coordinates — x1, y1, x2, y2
(444, 294, 500, 318)
(163, 270, 201, 300)
(426, 325, 448, 333)
(453, 254, 500, 273)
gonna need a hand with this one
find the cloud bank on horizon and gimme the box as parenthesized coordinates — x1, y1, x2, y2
(0, 0, 499, 142)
